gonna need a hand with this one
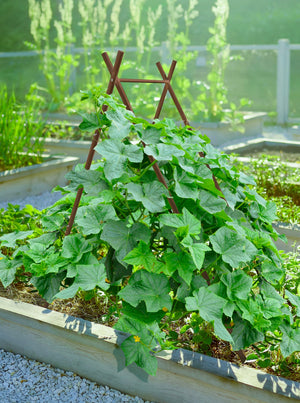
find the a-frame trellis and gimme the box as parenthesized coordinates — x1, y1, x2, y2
(66, 49, 224, 235)
(66, 50, 190, 235)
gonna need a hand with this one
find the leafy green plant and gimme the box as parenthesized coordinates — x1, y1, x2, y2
(0, 204, 42, 237)
(26, 0, 79, 109)
(0, 84, 46, 171)
(192, 0, 250, 129)
(233, 154, 300, 224)
(0, 95, 299, 376)
(0, 204, 42, 262)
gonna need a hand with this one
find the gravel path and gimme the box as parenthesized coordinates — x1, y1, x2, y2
(0, 192, 153, 403)
(0, 349, 151, 403)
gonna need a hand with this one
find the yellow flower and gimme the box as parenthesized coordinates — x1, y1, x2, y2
(162, 307, 168, 312)
(133, 335, 141, 343)
(105, 278, 110, 284)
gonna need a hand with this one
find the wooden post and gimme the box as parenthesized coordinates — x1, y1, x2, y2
(277, 39, 290, 124)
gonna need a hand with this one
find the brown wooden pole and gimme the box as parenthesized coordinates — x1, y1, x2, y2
(154, 60, 177, 120)
(102, 52, 134, 111)
(156, 62, 190, 126)
(119, 78, 168, 84)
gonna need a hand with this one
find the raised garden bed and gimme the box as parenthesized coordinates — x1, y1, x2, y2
(0, 296, 299, 403)
(0, 154, 79, 202)
(193, 112, 267, 147)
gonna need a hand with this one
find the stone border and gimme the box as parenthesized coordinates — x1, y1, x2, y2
(0, 297, 299, 402)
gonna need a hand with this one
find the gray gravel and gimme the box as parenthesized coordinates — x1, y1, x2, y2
(0, 349, 151, 403)
(0, 192, 153, 403)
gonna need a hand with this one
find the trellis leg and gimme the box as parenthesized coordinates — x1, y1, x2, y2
(154, 60, 177, 120)
(156, 62, 190, 126)
(65, 51, 124, 235)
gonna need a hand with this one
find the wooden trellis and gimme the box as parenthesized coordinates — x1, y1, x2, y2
(65, 50, 191, 235)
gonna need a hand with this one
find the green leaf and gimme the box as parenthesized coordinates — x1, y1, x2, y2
(0, 256, 22, 287)
(28, 232, 57, 248)
(41, 214, 65, 231)
(61, 234, 92, 263)
(185, 287, 232, 342)
(54, 263, 109, 299)
(118, 270, 172, 312)
(245, 229, 279, 255)
(101, 220, 151, 262)
(120, 336, 158, 376)
(106, 109, 132, 140)
(164, 251, 195, 284)
(30, 253, 67, 277)
(96, 139, 143, 180)
(0, 230, 34, 248)
(249, 201, 278, 224)
(198, 189, 227, 214)
(31, 272, 66, 303)
(181, 236, 210, 270)
(115, 315, 163, 347)
(159, 208, 202, 236)
(75, 204, 117, 235)
(125, 182, 168, 213)
(231, 314, 264, 351)
(237, 299, 272, 332)
(65, 169, 108, 196)
(280, 326, 300, 357)
(115, 316, 162, 376)
(123, 241, 163, 272)
(261, 260, 285, 284)
(121, 301, 165, 325)
(285, 290, 300, 316)
(144, 143, 184, 161)
(139, 126, 161, 144)
(78, 111, 105, 132)
(219, 184, 242, 210)
(207, 282, 235, 317)
(209, 227, 257, 268)
(174, 167, 199, 199)
(221, 270, 253, 301)
(25, 243, 55, 263)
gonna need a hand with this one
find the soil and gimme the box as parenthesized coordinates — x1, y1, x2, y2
(0, 281, 299, 383)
